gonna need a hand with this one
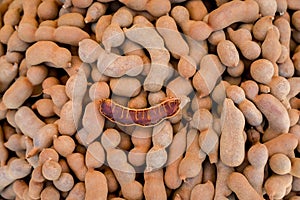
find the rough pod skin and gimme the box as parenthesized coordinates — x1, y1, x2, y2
(220, 98, 246, 167)
(144, 169, 167, 200)
(228, 172, 264, 200)
(85, 169, 108, 200)
(254, 94, 290, 141)
(124, 23, 171, 92)
(192, 54, 225, 98)
(25, 41, 72, 68)
(208, 0, 260, 31)
(3, 77, 33, 109)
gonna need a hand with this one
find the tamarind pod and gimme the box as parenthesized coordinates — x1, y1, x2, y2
(99, 98, 180, 127)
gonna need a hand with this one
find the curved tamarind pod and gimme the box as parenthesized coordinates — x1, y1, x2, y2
(99, 98, 180, 127)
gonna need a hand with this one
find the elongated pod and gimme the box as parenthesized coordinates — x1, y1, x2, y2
(99, 98, 180, 127)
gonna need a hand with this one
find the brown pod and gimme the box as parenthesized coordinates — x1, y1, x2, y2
(8, 158, 32, 180)
(278, 44, 289, 64)
(227, 28, 261, 60)
(18, 0, 40, 43)
(85, 169, 108, 200)
(35, 25, 56, 41)
(25, 139, 39, 165)
(287, 0, 300, 10)
(177, 55, 197, 79)
(166, 76, 194, 98)
(144, 169, 167, 200)
(208, 0, 259, 31)
(124, 22, 171, 92)
(173, 172, 202, 200)
(1, 182, 16, 200)
(0, 25, 15, 44)
(178, 129, 205, 181)
(220, 99, 246, 167)
(66, 153, 88, 181)
(227, 59, 244, 77)
(192, 54, 226, 98)
(82, 101, 105, 144)
(38, 148, 59, 165)
(269, 153, 291, 175)
(53, 172, 74, 192)
(31, 165, 45, 183)
(13, 180, 28, 200)
(120, 0, 170, 17)
(109, 78, 142, 97)
(185, 0, 207, 21)
(57, 101, 77, 136)
(190, 181, 215, 200)
(53, 135, 75, 157)
(43, 85, 68, 109)
(85, 141, 105, 169)
(27, 123, 58, 157)
(15, 106, 45, 139)
(164, 126, 187, 189)
(264, 174, 293, 200)
(54, 26, 90, 46)
(72, 0, 93, 8)
(254, 0, 277, 16)
(254, 94, 290, 141)
(227, 172, 264, 200)
(128, 90, 148, 109)
(98, 54, 144, 78)
(7, 31, 30, 52)
(261, 27, 282, 62)
(289, 78, 300, 98)
(95, 15, 112, 42)
(6, 51, 24, 64)
(170, 6, 212, 41)
(26, 41, 72, 68)
(37, 0, 59, 20)
(32, 99, 55, 118)
(85, 2, 108, 23)
(66, 182, 85, 200)
(264, 133, 298, 156)
(278, 57, 295, 78)
(3, 7, 21, 26)
(128, 127, 152, 167)
(102, 23, 125, 52)
(155, 15, 189, 59)
(3, 77, 33, 109)
(103, 167, 119, 193)
(0, 126, 8, 166)
(274, 17, 291, 52)
(217, 40, 239, 67)
(28, 179, 43, 199)
(0, 57, 18, 93)
(78, 38, 103, 64)
(243, 143, 268, 195)
(4, 134, 26, 152)
(27, 65, 48, 86)
(57, 13, 85, 28)
(40, 185, 60, 200)
(208, 29, 226, 46)
(239, 40, 261, 61)
(89, 81, 110, 101)
(292, 11, 300, 31)
(250, 59, 274, 85)
(290, 158, 300, 178)
(42, 159, 62, 181)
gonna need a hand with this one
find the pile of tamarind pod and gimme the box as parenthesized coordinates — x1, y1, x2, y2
(0, 0, 300, 199)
